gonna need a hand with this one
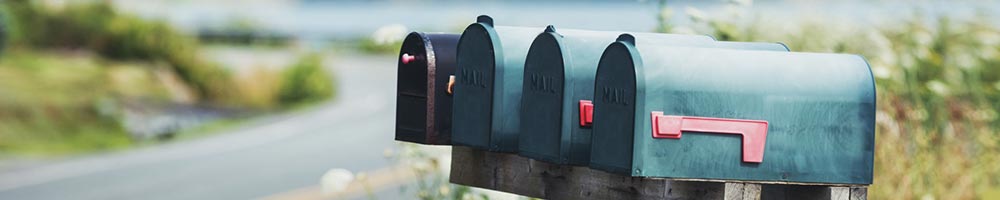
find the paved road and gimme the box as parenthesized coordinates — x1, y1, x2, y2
(0, 53, 409, 199)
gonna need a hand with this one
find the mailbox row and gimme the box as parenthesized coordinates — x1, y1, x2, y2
(395, 15, 875, 185)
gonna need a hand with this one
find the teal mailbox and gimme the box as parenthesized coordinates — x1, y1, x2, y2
(518, 29, 789, 165)
(451, 16, 714, 152)
(589, 35, 875, 184)
(450, 15, 542, 152)
(395, 32, 460, 145)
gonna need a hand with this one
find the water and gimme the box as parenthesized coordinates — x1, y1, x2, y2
(111, 0, 1000, 41)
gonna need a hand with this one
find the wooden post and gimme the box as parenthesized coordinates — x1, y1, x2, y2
(724, 183, 761, 200)
(449, 146, 866, 200)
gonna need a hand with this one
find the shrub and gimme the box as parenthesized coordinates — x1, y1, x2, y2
(278, 54, 335, 106)
(0, 0, 239, 104)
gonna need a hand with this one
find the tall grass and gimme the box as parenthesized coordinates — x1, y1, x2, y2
(1, 0, 337, 107)
(0, 1, 337, 154)
(660, 2, 999, 199)
(1, 0, 240, 103)
(0, 51, 138, 155)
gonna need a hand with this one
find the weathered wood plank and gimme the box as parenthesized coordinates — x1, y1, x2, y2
(850, 187, 868, 200)
(724, 183, 745, 200)
(743, 184, 761, 200)
(724, 183, 761, 200)
(449, 146, 866, 200)
(830, 187, 850, 200)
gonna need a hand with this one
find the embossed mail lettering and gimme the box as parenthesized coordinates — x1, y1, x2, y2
(528, 73, 557, 94)
(601, 87, 628, 105)
(459, 68, 486, 88)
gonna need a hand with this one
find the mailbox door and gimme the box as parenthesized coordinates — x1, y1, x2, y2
(452, 16, 540, 152)
(519, 31, 567, 162)
(595, 41, 876, 184)
(590, 41, 643, 174)
(452, 23, 500, 149)
(395, 32, 430, 143)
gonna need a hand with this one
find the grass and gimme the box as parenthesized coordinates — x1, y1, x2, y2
(0, 1, 338, 156)
(0, 50, 148, 156)
(1, 0, 335, 108)
(1, 0, 237, 102)
(660, 2, 1000, 199)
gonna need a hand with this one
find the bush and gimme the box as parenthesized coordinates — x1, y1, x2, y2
(0, 0, 239, 104)
(0, 51, 134, 155)
(278, 54, 335, 106)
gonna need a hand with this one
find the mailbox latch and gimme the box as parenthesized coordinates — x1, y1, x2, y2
(579, 100, 594, 127)
(447, 75, 456, 95)
(650, 111, 768, 163)
(401, 53, 417, 64)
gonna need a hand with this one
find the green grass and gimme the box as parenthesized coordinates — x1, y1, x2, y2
(2, 0, 239, 105)
(0, 1, 338, 156)
(0, 50, 140, 156)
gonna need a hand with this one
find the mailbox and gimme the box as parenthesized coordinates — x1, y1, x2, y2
(589, 36, 875, 184)
(451, 16, 714, 152)
(450, 15, 543, 152)
(395, 32, 460, 145)
(519, 29, 789, 165)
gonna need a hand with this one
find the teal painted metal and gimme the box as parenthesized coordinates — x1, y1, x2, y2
(450, 16, 545, 152)
(590, 36, 876, 184)
(395, 32, 460, 145)
(519, 29, 789, 165)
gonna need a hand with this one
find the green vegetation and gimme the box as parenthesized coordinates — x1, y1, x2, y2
(198, 17, 292, 47)
(392, 144, 490, 200)
(0, 1, 336, 155)
(659, 2, 999, 199)
(0, 51, 152, 155)
(279, 54, 336, 106)
(2, 0, 237, 103)
(357, 24, 409, 55)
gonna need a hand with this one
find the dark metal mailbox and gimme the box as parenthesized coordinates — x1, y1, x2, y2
(519, 30, 789, 165)
(589, 37, 875, 184)
(395, 32, 460, 145)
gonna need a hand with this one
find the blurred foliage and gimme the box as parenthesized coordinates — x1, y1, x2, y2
(664, 2, 1000, 199)
(278, 54, 335, 106)
(0, 0, 336, 155)
(392, 144, 491, 200)
(358, 24, 408, 55)
(234, 66, 283, 109)
(1, 0, 238, 103)
(0, 51, 149, 155)
(358, 37, 403, 55)
(198, 17, 292, 47)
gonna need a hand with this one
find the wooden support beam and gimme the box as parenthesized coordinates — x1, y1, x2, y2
(449, 146, 867, 200)
(724, 183, 761, 200)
